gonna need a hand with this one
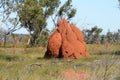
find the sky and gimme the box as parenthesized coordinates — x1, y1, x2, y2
(1, 0, 120, 34)
(71, 0, 120, 34)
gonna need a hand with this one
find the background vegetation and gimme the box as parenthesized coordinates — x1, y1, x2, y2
(0, 0, 120, 80)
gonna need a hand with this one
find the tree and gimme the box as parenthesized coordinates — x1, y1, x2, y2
(51, 0, 76, 27)
(18, 0, 60, 47)
(107, 29, 120, 44)
(0, 0, 76, 47)
(0, 0, 23, 47)
(118, 0, 120, 4)
(83, 26, 103, 44)
(18, 0, 76, 47)
(0, 27, 4, 42)
(101, 35, 106, 44)
(118, 0, 120, 9)
(106, 30, 114, 44)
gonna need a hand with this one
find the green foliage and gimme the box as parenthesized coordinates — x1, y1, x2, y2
(83, 25, 103, 44)
(18, 0, 76, 47)
(39, 34, 49, 47)
(58, 0, 76, 20)
(83, 26, 120, 44)
(18, 0, 61, 47)
(105, 29, 120, 44)
(1, 0, 76, 47)
(19, 0, 45, 31)
(0, 0, 24, 47)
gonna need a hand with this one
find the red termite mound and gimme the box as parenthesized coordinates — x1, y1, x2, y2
(44, 18, 89, 59)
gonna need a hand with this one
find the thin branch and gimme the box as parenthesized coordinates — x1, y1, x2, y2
(51, 16, 57, 27)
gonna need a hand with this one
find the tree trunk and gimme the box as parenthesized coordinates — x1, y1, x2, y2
(27, 35, 31, 46)
(3, 34, 7, 48)
(29, 30, 43, 47)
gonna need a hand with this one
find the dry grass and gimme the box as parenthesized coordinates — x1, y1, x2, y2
(0, 44, 120, 80)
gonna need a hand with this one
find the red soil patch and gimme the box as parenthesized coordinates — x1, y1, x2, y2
(0, 77, 3, 80)
(13, 44, 17, 48)
(63, 68, 89, 80)
(38, 45, 43, 50)
(0, 42, 3, 47)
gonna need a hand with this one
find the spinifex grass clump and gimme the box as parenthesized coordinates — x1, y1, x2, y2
(0, 53, 28, 61)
